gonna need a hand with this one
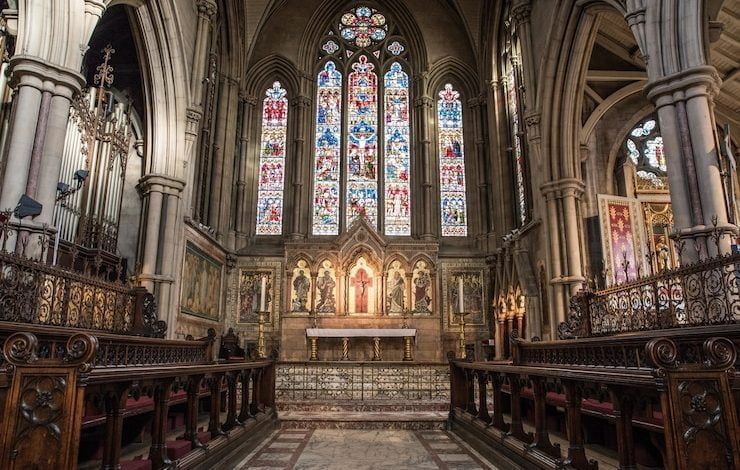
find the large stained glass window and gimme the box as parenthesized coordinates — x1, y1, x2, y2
(383, 62, 410, 236)
(626, 118, 668, 191)
(506, 61, 527, 225)
(312, 61, 343, 235)
(310, 6, 419, 237)
(346, 55, 378, 228)
(438, 84, 468, 237)
(255, 82, 288, 235)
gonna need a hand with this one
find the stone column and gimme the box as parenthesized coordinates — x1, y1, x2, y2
(468, 97, 490, 244)
(289, 95, 311, 238)
(0, 56, 84, 242)
(191, 0, 218, 105)
(561, 180, 585, 295)
(511, 1, 536, 102)
(137, 174, 185, 320)
(541, 185, 565, 330)
(183, 0, 217, 219)
(235, 94, 256, 238)
(414, 93, 435, 239)
(646, 69, 735, 259)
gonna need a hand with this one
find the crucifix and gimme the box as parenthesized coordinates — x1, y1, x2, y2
(351, 268, 373, 312)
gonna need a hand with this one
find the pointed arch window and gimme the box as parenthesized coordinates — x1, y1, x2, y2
(438, 84, 468, 237)
(504, 57, 528, 225)
(383, 62, 411, 236)
(311, 5, 413, 236)
(625, 117, 668, 191)
(255, 81, 288, 235)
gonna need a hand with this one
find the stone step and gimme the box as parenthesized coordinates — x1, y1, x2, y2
(276, 400, 448, 412)
(278, 410, 448, 430)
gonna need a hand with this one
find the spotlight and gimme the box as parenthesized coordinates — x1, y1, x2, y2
(14, 195, 42, 219)
(74, 169, 89, 188)
(57, 182, 70, 193)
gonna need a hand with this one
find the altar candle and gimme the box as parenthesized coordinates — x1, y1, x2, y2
(260, 276, 268, 312)
(458, 277, 465, 313)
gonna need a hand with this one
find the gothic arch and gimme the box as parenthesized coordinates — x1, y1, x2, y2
(604, 105, 658, 194)
(244, 54, 300, 99)
(425, 57, 480, 100)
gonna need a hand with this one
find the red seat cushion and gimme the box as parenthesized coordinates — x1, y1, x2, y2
(198, 431, 211, 444)
(120, 459, 152, 470)
(166, 439, 192, 460)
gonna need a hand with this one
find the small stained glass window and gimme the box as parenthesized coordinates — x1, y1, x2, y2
(438, 84, 468, 237)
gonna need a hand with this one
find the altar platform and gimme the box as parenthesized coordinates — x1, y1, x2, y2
(275, 361, 450, 430)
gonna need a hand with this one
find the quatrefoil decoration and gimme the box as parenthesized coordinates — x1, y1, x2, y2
(340, 6, 387, 48)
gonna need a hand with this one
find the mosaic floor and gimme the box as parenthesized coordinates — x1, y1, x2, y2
(237, 429, 498, 470)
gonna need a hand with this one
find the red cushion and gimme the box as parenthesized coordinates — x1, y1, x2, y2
(198, 431, 211, 444)
(582, 399, 613, 414)
(166, 439, 192, 460)
(126, 397, 154, 411)
(120, 459, 152, 470)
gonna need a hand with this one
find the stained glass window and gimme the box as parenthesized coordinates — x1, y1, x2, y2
(312, 62, 343, 235)
(340, 6, 387, 48)
(625, 118, 668, 190)
(506, 62, 527, 225)
(383, 62, 410, 236)
(438, 84, 468, 237)
(346, 55, 378, 228)
(255, 82, 288, 235)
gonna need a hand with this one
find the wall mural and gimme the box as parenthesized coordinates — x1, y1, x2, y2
(412, 260, 432, 314)
(239, 270, 273, 323)
(386, 260, 407, 314)
(315, 260, 338, 313)
(180, 242, 222, 321)
(291, 260, 311, 312)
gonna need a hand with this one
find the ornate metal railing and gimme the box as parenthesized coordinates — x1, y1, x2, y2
(559, 251, 740, 339)
(0, 213, 163, 336)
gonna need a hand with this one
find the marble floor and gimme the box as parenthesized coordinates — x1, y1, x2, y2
(237, 429, 498, 470)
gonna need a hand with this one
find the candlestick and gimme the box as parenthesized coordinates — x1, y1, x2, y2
(260, 275, 267, 312)
(457, 276, 465, 313)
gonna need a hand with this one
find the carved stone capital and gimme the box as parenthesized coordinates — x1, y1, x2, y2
(290, 95, 311, 108)
(413, 96, 434, 108)
(196, 0, 218, 20)
(511, 2, 532, 26)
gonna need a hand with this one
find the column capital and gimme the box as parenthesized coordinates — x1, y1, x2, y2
(290, 95, 311, 108)
(413, 96, 434, 108)
(9, 55, 85, 99)
(511, 1, 532, 26)
(196, 0, 218, 20)
(138, 173, 187, 196)
(644, 65, 721, 106)
(540, 178, 585, 197)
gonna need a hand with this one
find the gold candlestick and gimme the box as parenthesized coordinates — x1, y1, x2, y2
(309, 336, 318, 361)
(457, 311, 468, 359)
(257, 311, 266, 359)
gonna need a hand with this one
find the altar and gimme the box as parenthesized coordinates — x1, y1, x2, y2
(306, 328, 417, 361)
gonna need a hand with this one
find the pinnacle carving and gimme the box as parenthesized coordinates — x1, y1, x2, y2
(197, 0, 218, 20)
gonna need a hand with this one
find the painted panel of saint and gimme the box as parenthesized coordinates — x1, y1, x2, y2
(239, 271, 272, 323)
(386, 260, 406, 314)
(348, 256, 376, 314)
(412, 260, 433, 314)
(449, 272, 484, 325)
(291, 260, 312, 312)
(314, 260, 337, 314)
(180, 242, 222, 321)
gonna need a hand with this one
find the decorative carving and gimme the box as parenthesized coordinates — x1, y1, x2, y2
(703, 337, 736, 369)
(646, 337, 678, 369)
(5, 332, 38, 365)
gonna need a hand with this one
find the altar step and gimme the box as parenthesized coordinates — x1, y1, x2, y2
(278, 410, 448, 430)
(276, 399, 448, 413)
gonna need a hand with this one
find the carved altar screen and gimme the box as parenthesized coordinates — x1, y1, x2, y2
(255, 82, 288, 235)
(438, 84, 468, 237)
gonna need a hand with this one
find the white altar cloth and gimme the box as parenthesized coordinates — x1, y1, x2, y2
(305, 328, 416, 338)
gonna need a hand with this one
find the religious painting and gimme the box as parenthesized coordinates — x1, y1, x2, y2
(642, 202, 677, 272)
(238, 270, 273, 323)
(180, 242, 222, 321)
(598, 195, 647, 286)
(386, 260, 407, 314)
(448, 272, 484, 325)
(348, 256, 376, 314)
(314, 260, 337, 314)
(291, 260, 312, 312)
(412, 260, 433, 314)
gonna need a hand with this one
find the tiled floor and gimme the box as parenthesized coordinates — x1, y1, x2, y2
(237, 429, 498, 470)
